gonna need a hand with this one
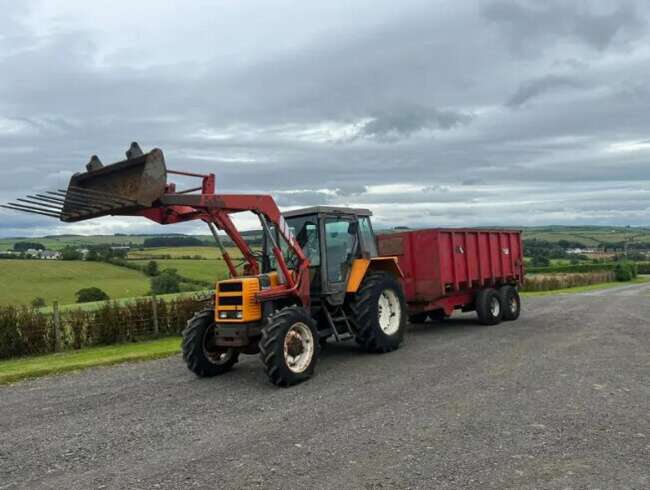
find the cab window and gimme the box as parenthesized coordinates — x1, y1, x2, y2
(324, 218, 356, 282)
(358, 216, 378, 257)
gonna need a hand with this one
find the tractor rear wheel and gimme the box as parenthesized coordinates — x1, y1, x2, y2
(475, 288, 503, 325)
(353, 272, 406, 353)
(499, 285, 521, 321)
(259, 306, 320, 387)
(182, 309, 240, 377)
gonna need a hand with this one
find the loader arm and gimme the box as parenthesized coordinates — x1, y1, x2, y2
(2, 144, 311, 307)
(138, 193, 311, 306)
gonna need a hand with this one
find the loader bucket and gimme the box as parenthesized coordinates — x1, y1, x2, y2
(58, 145, 168, 222)
(1, 143, 169, 222)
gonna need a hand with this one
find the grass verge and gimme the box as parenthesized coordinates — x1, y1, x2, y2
(521, 276, 649, 297)
(0, 337, 181, 385)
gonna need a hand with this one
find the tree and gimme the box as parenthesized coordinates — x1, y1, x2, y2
(151, 268, 182, 294)
(13, 242, 45, 252)
(530, 255, 550, 267)
(145, 260, 160, 277)
(61, 246, 82, 261)
(31, 297, 46, 308)
(143, 236, 205, 248)
(76, 287, 110, 303)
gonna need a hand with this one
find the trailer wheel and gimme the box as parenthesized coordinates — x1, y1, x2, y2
(475, 288, 503, 325)
(498, 286, 521, 321)
(259, 306, 320, 387)
(182, 310, 240, 377)
(353, 272, 406, 353)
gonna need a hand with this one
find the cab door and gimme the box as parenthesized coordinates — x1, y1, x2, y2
(321, 216, 358, 300)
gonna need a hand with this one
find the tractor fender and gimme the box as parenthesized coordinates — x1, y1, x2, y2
(346, 257, 404, 293)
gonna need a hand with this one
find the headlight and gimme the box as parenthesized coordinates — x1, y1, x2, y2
(236, 311, 243, 319)
(219, 311, 227, 319)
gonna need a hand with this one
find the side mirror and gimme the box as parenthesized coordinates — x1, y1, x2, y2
(348, 221, 359, 235)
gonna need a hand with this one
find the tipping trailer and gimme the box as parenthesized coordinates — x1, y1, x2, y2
(378, 229, 524, 325)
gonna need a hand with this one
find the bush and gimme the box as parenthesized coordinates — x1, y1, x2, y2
(76, 287, 110, 303)
(31, 297, 46, 308)
(151, 268, 182, 294)
(61, 246, 82, 261)
(614, 262, 637, 282)
(145, 260, 160, 277)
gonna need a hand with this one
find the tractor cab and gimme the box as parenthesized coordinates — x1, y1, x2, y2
(268, 206, 379, 302)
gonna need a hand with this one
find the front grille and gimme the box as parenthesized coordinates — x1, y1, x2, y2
(219, 282, 243, 292)
(218, 296, 243, 306)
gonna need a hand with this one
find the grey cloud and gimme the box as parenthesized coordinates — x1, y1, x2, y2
(1, 0, 650, 237)
(335, 185, 367, 196)
(506, 75, 585, 107)
(482, 1, 645, 53)
(358, 107, 473, 141)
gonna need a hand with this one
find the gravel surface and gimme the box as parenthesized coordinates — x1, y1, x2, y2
(1, 282, 649, 489)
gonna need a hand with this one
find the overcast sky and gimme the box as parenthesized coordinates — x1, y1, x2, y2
(1, 0, 649, 237)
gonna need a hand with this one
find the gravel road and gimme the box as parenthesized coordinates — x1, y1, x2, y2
(2, 282, 649, 490)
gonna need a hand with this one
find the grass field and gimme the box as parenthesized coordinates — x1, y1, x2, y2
(128, 246, 242, 260)
(0, 261, 151, 307)
(0, 337, 180, 384)
(523, 226, 650, 246)
(152, 259, 231, 283)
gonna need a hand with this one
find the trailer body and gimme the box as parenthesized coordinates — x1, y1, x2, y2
(378, 229, 524, 317)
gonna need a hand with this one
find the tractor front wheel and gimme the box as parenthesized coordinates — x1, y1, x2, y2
(182, 310, 240, 377)
(259, 306, 320, 387)
(353, 272, 406, 353)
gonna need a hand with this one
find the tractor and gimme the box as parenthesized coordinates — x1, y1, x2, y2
(3, 144, 406, 386)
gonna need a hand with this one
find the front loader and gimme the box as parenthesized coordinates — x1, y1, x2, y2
(3, 143, 407, 386)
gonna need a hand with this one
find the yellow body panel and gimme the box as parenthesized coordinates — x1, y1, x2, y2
(346, 257, 403, 293)
(214, 272, 279, 323)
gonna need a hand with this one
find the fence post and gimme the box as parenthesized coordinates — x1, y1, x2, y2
(52, 301, 61, 352)
(151, 294, 159, 337)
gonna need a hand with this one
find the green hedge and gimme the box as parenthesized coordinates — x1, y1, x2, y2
(521, 271, 616, 292)
(0, 295, 210, 360)
(636, 262, 650, 274)
(526, 263, 618, 274)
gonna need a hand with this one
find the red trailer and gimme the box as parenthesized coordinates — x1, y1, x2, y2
(378, 228, 524, 325)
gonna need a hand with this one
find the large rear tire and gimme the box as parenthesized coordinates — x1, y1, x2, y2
(499, 285, 521, 321)
(476, 288, 503, 325)
(353, 272, 406, 353)
(182, 310, 240, 377)
(259, 306, 319, 387)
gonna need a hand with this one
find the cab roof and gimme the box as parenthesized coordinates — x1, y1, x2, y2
(282, 206, 372, 218)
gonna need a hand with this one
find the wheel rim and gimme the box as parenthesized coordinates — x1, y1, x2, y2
(202, 325, 234, 365)
(510, 296, 518, 314)
(378, 288, 401, 335)
(490, 296, 501, 318)
(283, 322, 314, 374)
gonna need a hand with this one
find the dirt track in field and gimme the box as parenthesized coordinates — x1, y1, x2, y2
(1, 282, 649, 489)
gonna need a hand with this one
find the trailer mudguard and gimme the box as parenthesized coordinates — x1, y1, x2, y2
(346, 257, 404, 293)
